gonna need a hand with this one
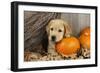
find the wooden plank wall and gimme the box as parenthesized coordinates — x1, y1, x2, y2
(61, 13, 90, 36)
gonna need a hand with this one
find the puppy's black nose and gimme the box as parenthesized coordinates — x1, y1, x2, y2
(51, 36, 56, 41)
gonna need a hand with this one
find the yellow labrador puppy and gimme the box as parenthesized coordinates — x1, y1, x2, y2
(46, 19, 72, 55)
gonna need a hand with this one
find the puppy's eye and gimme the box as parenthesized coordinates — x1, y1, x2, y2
(58, 29, 62, 32)
(51, 28, 53, 31)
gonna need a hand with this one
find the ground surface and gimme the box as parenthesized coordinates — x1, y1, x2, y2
(24, 48, 90, 61)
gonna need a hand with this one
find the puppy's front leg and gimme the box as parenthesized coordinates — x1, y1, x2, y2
(48, 43, 58, 55)
(48, 48, 58, 56)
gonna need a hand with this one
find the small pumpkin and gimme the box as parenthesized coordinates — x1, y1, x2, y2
(80, 27, 90, 36)
(56, 37, 80, 56)
(79, 27, 90, 49)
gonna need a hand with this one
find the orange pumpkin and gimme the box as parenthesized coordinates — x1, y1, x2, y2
(56, 37, 80, 56)
(79, 27, 90, 49)
(80, 27, 90, 36)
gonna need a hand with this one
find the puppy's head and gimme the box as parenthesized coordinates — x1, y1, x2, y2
(46, 19, 72, 43)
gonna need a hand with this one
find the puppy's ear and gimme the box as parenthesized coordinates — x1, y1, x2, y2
(46, 20, 52, 34)
(63, 21, 72, 37)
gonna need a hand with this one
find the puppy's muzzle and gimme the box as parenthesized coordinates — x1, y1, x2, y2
(51, 36, 56, 42)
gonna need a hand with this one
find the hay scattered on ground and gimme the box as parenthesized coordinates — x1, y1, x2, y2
(24, 48, 90, 62)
